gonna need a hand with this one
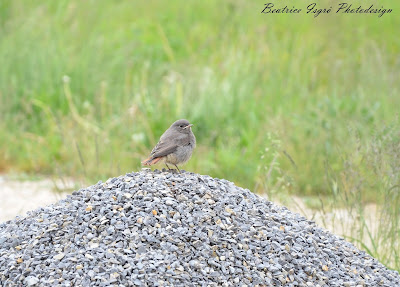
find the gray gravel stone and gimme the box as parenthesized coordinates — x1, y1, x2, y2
(0, 169, 399, 286)
(25, 276, 39, 286)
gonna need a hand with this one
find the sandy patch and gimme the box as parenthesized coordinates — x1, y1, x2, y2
(0, 175, 73, 222)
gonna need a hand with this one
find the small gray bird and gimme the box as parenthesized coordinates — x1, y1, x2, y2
(142, 119, 196, 172)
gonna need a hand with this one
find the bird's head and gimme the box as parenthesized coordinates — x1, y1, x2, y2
(171, 119, 193, 134)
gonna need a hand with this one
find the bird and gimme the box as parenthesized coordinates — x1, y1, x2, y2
(142, 119, 196, 173)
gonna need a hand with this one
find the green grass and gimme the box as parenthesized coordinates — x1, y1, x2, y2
(324, 121, 400, 270)
(0, 0, 399, 271)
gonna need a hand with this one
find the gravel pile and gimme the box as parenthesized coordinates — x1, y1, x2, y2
(1, 169, 399, 286)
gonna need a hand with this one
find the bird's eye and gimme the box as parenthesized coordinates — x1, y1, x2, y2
(179, 125, 183, 128)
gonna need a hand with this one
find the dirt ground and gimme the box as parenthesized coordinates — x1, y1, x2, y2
(0, 175, 72, 222)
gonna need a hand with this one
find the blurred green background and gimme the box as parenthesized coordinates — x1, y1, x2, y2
(1, 0, 399, 193)
(0, 0, 399, 271)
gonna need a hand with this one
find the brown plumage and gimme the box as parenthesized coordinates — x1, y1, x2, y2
(142, 157, 162, 165)
(142, 119, 196, 172)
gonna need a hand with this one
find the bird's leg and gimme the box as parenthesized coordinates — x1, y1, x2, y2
(174, 164, 181, 173)
(165, 163, 172, 170)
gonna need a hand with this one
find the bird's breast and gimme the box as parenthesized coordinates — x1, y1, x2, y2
(165, 145, 193, 165)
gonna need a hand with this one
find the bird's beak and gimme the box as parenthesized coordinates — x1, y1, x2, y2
(184, 124, 194, 129)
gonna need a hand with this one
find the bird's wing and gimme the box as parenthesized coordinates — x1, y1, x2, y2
(150, 133, 190, 158)
(149, 140, 178, 158)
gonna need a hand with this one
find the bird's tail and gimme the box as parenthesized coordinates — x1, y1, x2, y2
(141, 157, 162, 166)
